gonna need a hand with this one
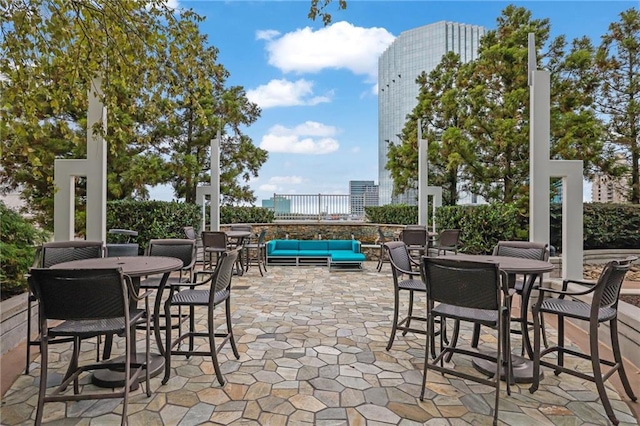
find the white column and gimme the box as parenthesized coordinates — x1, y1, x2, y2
(210, 129, 221, 231)
(529, 34, 583, 281)
(54, 78, 106, 242)
(85, 78, 107, 242)
(418, 119, 428, 227)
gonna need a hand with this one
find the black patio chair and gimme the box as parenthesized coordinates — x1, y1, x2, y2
(421, 257, 511, 426)
(28, 267, 151, 426)
(163, 249, 240, 386)
(244, 228, 268, 276)
(431, 229, 461, 256)
(529, 257, 638, 426)
(400, 228, 428, 259)
(384, 241, 431, 352)
(471, 241, 549, 357)
(25, 241, 105, 374)
(201, 231, 229, 269)
(376, 227, 392, 272)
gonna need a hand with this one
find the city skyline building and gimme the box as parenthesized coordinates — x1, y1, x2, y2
(349, 180, 379, 216)
(591, 155, 630, 203)
(378, 20, 486, 206)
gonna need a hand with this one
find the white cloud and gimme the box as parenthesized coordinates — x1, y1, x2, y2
(270, 176, 303, 185)
(246, 78, 332, 109)
(259, 183, 278, 192)
(256, 29, 280, 41)
(259, 121, 339, 154)
(260, 21, 395, 82)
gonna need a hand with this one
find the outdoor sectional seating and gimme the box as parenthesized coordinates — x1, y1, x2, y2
(266, 239, 366, 269)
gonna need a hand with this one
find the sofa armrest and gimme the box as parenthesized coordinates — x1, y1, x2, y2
(351, 240, 361, 253)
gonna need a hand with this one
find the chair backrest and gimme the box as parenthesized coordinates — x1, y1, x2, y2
(439, 229, 461, 247)
(405, 225, 426, 230)
(423, 257, 506, 310)
(39, 241, 104, 268)
(28, 268, 127, 321)
(384, 241, 415, 276)
(183, 226, 197, 240)
(492, 241, 548, 261)
(256, 229, 267, 245)
(401, 228, 427, 247)
(230, 224, 252, 232)
(211, 249, 239, 296)
(201, 231, 228, 250)
(146, 239, 197, 273)
(593, 257, 637, 309)
(377, 227, 387, 244)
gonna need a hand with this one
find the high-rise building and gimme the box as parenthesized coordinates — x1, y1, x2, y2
(349, 180, 379, 216)
(378, 21, 485, 205)
(591, 155, 629, 203)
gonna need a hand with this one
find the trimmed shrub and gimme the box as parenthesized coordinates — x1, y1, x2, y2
(365, 205, 418, 225)
(0, 202, 49, 299)
(220, 206, 274, 225)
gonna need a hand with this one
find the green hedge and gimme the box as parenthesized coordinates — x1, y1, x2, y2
(365, 205, 419, 225)
(106, 200, 201, 252)
(0, 202, 49, 299)
(220, 206, 275, 225)
(551, 202, 640, 250)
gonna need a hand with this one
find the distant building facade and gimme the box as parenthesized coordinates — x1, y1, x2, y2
(591, 157, 629, 203)
(378, 21, 485, 205)
(349, 180, 379, 216)
(261, 196, 291, 214)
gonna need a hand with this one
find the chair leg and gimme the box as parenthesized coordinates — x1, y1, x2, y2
(529, 305, 542, 394)
(589, 319, 618, 425)
(402, 291, 414, 336)
(610, 319, 637, 401)
(102, 333, 114, 360)
(443, 319, 460, 363)
(35, 338, 48, 426)
(556, 315, 565, 374)
(376, 246, 384, 272)
(25, 295, 33, 374)
(420, 312, 433, 401)
(162, 299, 173, 385)
(208, 308, 225, 386)
(262, 247, 268, 272)
(471, 323, 481, 348)
(122, 325, 131, 425)
(386, 288, 400, 351)
(226, 298, 240, 359)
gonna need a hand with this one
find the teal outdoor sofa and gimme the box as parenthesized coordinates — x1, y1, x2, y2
(266, 239, 366, 269)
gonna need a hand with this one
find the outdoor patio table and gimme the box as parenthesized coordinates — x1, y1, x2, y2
(440, 253, 554, 383)
(51, 255, 182, 388)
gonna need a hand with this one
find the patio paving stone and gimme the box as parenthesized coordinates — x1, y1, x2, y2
(1, 262, 637, 425)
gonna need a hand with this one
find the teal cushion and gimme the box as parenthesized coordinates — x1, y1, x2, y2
(330, 251, 366, 262)
(269, 250, 301, 257)
(298, 250, 331, 257)
(299, 241, 328, 251)
(327, 240, 352, 250)
(275, 240, 300, 250)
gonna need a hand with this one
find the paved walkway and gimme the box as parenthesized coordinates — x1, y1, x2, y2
(1, 262, 638, 425)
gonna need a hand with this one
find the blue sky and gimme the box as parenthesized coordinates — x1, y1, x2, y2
(149, 1, 638, 204)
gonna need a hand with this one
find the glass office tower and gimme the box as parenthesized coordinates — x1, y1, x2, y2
(378, 21, 485, 205)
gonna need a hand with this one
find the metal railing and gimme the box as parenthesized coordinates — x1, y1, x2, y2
(269, 194, 378, 221)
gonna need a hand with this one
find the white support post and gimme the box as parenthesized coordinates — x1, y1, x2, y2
(418, 119, 428, 227)
(529, 34, 583, 281)
(54, 78, 107, 242)
(210, 130, 221, 231)
(196, 185, 212, 232)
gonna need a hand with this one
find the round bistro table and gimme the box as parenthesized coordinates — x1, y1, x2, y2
(440, 253, 554, 383)
(52, 256, 182, 388)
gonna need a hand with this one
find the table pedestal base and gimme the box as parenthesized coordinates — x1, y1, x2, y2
(472, 351, 542, 384)
(92, 352, 164, 388)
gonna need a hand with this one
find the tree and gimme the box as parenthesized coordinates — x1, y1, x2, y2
(387, 5, 606, 208)
(389, 52, 474, 205)
(0, 0, 267, 230)
(308, 0, 347, 25)
(594, 8, 640, 203)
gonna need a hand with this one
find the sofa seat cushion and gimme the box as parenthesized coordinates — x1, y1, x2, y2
(297, 250, 331, 257)
(330, 251, 366, 262)
(269, 250, 302, 257)
(327, 240, 353, 250)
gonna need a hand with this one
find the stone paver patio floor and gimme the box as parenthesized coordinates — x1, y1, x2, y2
(1, 262, 637, 425)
